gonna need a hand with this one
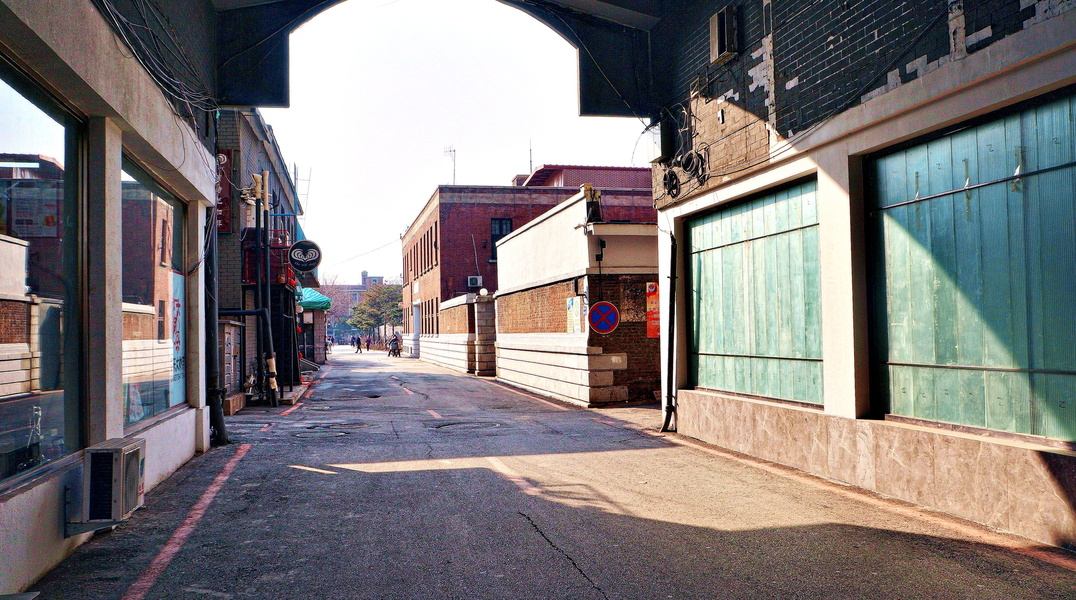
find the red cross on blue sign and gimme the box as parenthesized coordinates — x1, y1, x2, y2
(588, 301, 620, 334)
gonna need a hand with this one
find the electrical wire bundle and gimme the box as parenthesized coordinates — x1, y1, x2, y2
(90, 0, 218, 118)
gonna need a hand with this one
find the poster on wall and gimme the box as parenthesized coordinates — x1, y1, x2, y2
(169, 271, 186, 406)
(566, 296, 583, 333)
(646, 282, 660, 338)
(0, 193, 7, 234)
(10, 183, 60, 238)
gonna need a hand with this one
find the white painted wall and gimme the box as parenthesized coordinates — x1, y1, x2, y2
(497, 191, 659, 294)
(0, 235, 28, 296)
(496, 191, 591, 292)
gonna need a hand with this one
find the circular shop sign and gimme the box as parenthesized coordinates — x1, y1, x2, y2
(288, 240, 322, 272)
(588, 301, 620, 334)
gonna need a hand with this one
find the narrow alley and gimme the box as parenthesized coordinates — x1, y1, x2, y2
(29, 351, 1076, 599)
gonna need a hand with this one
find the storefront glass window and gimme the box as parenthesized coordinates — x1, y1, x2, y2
(0, 67, 82, 482)
(121, 160, 187, 426)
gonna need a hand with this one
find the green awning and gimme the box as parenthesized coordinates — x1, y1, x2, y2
(298, 287, 332, 311)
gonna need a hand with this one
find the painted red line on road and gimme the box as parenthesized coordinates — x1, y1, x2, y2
(484, 380, 570, 411)
(301, 367, 330, 399)
(120, 443, 253, 600)
(280, 402, 304, 416)
(258, 423, 274, 432)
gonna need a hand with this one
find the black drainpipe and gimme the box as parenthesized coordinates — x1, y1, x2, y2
(661, 231, 678, 433)
(204, 207, 229, 446)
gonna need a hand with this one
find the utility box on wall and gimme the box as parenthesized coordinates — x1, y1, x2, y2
(84, 438, 146, 522)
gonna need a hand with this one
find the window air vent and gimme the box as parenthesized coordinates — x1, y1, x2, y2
(710, 6, 738, 64)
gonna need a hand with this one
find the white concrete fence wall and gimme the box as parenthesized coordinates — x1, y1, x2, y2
(495, 333, 627, 407)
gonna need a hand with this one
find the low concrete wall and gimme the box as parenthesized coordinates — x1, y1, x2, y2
(496, 334, 628, 407)
(677, 389, 1076, 547)
(420, 334, 475, 374)
(0, 407, 198, 593)
(0, 342, 31, 397)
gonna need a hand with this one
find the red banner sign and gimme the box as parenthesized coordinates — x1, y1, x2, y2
(646, 282, 660, 338)
(216, 149, 233, 233)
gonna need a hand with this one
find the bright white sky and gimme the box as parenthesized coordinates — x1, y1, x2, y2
(261, 0, 652, 284)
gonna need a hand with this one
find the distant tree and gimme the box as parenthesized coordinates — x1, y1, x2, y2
(318, 274, 357, 336)
(347, 284, 402, 332)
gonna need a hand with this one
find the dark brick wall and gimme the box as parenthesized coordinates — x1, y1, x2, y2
(587, 274, 660, 401)
(0, 300, 27, 344)
(651, 0, 1071, 208)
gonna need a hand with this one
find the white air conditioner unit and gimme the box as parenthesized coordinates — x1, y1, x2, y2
(67, 438, 145, 536)
(86, 437, 146, 521)
(467, 276, 483, 287)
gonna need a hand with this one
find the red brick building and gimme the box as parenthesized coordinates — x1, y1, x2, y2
(400, 165, 653, 356)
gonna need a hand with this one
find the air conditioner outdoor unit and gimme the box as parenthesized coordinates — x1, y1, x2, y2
(66, 438, 145, 536)
(467, 276, 482, 287)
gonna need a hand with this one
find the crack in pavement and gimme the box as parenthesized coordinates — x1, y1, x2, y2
(518, 511, 609, 600)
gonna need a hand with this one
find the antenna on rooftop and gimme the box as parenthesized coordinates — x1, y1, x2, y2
(529, 139, 533, 174)
(444, 146, 456, 185)
(293, 164, 312, 221)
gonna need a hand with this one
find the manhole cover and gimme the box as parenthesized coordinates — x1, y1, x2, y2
(328, 423, 375, 430)
(293, 431, 347, 438)
(432, 421, 501, 431)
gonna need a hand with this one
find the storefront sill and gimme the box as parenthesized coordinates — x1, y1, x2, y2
(0, 451, 82, 502)
(124, 403, 192, 437)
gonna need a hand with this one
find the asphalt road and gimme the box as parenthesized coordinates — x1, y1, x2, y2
(31, 349, 1076, 599)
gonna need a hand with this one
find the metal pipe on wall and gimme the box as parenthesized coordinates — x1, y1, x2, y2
(204, 206, 229, 445)
(661, 232, 678, 433)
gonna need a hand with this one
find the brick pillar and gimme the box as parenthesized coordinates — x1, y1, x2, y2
(473, 296, 496, 376)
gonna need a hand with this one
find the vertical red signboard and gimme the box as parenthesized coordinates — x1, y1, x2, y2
(646, 282, 660, 338)
(216, 149, 232, 232)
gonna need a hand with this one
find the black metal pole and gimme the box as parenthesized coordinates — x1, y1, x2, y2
(204, 207, 229, 445)
(253, 187, 265, 401)
(661, 232, 678, 433)
(262, 198, 277, 406)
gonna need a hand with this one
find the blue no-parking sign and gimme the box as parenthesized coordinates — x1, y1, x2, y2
(588, 301, 620, 334)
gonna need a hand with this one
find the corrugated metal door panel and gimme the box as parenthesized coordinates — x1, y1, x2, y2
(871, 93, 1076, 441)
(687, 181, 822, 404)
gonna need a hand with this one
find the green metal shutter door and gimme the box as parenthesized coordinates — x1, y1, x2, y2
(687, 181, 823, 404)
(872, 94, 1076, 441)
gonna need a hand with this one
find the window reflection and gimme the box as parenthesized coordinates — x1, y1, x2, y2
(121, 162, 187, 426)
(0, 73, 80, 481)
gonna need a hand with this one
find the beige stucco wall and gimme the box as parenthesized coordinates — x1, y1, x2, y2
(0, 0, 213, 592)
